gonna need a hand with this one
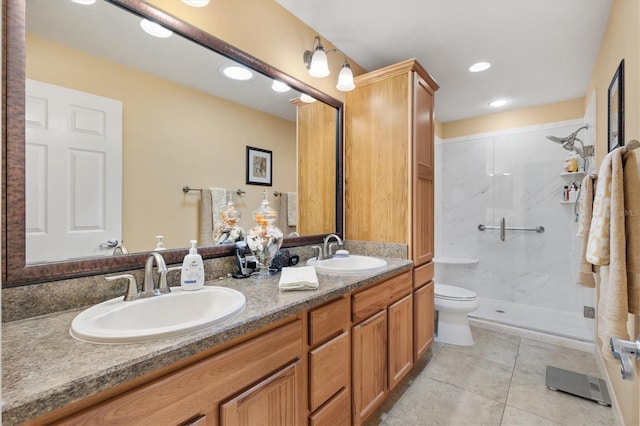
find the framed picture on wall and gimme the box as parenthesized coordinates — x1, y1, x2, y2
(608, 59, 624, 152)
(246, 146, 272, 186)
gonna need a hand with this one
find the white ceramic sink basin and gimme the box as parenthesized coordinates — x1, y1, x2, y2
(307, 255, 387, 275)
(70, 286, 246, 344)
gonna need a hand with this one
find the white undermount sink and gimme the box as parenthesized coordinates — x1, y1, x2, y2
(70, 286, 246, 344)
(307, 255, 387, 275)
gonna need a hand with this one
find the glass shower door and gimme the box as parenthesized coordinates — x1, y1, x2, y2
(474, 125, 593, 341)
(436, 123, 594, 341)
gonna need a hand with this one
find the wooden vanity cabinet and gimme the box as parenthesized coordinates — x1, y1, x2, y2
(413, 262, 435, 361)
(351, 271, 413, 425)
(345, 58, 438, 267)
(31, 271, 425, 426)
(307, 297, 351, 426)
(52, 320, 304, 426)
(296, 99, 337, 236)
(345, 59, 438, 372)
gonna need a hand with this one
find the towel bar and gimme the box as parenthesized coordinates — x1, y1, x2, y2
(182, 186, 245, 196)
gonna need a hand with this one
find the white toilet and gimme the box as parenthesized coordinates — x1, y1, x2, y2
(434, 284, 479, 346)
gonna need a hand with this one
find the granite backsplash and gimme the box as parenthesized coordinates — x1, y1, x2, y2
(2, 241, 407, 322)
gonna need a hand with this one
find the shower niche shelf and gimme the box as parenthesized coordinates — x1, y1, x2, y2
(560, 171, 585, 178)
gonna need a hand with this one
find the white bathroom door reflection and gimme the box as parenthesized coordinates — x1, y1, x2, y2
(25, 79, 123, 263)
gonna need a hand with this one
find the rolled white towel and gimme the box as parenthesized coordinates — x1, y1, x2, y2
(278, 266, 319, 291)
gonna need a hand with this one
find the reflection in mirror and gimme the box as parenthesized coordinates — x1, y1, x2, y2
(4, 0, 343, 285)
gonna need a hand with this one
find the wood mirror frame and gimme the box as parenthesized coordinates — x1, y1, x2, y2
(2, 0, 344, 287)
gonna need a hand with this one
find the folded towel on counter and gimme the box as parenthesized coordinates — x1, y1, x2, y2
(576, 174, 595, 288)
(278, 266, 319, 291)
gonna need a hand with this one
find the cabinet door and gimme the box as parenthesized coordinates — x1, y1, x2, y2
(352, 310, 387, 425)
(220, 360, 302, 426)
(414, 281, 434, 361)
(345, 73, 410, 244)
(412, 73, 435, 266)
(388, 293, 414, 390)
(297, 101, 337, 235)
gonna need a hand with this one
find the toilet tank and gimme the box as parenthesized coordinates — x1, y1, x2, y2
(433, 257, 479, 291)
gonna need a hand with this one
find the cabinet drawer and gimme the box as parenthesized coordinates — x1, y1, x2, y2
(413, 261, 434, 289)
(309, 387, 351, 426)
(308, 296, 349, 346)
(309, 331, 350, 412)
(352, 271, 412, 323)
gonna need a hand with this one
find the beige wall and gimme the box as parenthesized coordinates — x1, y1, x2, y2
(146, 0, 367, 101)
(27, 35, 296, 252)
(441, 98, 585, 139)
(586, 0, 639, 165)
(585, 1, 640, 425)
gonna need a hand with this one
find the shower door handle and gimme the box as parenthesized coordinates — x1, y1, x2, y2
(500, 217, 506, 241)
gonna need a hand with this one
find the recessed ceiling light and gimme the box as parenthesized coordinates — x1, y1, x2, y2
(489, 99, 510, 108)
(181, 0, 210, 6)
(70, 0, 96, 4)
(469, 62, 491, 72)
(140, 19, 173, 38)
(221, 65, 254, 81)
(271, 80, 291, 93)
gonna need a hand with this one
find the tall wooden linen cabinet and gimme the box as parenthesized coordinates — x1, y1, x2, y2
(346, 59, 439, 424)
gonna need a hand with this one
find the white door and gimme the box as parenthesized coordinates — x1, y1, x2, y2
(25, 79, 122, 263)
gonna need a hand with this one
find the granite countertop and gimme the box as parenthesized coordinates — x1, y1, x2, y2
(2, 258, 412, 425)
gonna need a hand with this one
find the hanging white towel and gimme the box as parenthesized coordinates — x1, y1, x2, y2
(587, 148, 630, 356)
(623, 150, 640, 314)
(199, 189, 214, 246)
(211, 187, 228, 231)
(278, 266, 319, 291)
(576, 174, 595, 288)
(287, 192, 297, 226)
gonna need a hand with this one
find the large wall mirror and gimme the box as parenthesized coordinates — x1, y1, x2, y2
(3, 0, 344, 286)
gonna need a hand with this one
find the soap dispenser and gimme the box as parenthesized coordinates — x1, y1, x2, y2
(154, 235, 167, 251)
(181, 240, 205, 291)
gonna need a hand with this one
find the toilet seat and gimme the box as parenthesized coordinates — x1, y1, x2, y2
(435, 283, 477, 301)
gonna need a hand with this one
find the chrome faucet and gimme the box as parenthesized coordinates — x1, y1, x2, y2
(105, 252, 180, 301)
(322, 234, 344, 258)
(144, 251, 169, 294)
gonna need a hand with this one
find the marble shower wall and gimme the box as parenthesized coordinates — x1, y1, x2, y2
(435, 120, 591, 313)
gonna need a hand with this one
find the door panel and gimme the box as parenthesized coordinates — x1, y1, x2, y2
(25, 79, 122, 263)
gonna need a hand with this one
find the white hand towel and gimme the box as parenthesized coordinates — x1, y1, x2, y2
(278, 266, 319, 291)
(576, 174, 595, 287)
(211, 187, 228, 230)
(199, 189, 214, 246)
(287, 192, 297, 226)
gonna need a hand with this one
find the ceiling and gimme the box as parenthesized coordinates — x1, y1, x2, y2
(275, 0, 614, 122)
(27, 0, 302, 122)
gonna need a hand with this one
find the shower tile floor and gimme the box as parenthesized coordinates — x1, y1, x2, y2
(364, 326, 615, 426)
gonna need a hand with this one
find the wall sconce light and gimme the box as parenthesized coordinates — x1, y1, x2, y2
(303, 36, 355, 92)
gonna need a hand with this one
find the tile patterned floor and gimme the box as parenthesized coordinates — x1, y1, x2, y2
(364, 327, 616, 426)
